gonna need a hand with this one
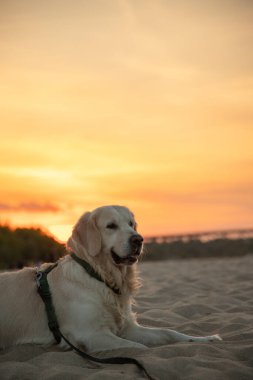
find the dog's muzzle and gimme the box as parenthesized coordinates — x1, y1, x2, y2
(111, 234, 143, 265)
(129, 234, 143, 256)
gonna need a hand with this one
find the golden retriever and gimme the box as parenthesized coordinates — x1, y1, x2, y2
(0, 205, 221, 351)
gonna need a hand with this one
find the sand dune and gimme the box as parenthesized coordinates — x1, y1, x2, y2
(0, 255, 252, 379)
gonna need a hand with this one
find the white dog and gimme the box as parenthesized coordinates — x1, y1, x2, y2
(0, 205, 221, 351)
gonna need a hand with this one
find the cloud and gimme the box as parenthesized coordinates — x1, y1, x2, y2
(0, 202, 60, 213)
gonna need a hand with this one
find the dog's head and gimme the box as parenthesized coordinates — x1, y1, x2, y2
(67, 205, 143, 265)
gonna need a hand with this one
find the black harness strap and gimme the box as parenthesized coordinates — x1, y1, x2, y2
(36, 263, 61, 343)
(36, 263, 155, 380)
(70, 252, 121, 295)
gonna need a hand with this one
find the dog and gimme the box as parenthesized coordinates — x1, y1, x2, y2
(0, 205, 221, 351)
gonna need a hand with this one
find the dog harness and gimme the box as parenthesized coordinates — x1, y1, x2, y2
(70, 252, 121, 295)
(35, 255, 155, 380)
(36, 262, 61, 343)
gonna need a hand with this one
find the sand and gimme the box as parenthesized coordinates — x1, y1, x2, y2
(0, 255, 253, 380)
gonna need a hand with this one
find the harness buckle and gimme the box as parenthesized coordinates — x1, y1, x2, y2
(35, 269, 43, 288)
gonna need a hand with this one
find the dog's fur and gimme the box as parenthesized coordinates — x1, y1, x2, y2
(0, 205, 221, 351)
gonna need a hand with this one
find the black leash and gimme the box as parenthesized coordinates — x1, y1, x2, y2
(59, 331, 154, 379)
(36, 262, 155, 380)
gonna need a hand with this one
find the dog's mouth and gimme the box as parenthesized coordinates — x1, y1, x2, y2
(111, 249, 140, 266)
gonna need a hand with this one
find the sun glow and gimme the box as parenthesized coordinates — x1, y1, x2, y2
(48, 225, 73, 243)
(1, 0, 253, 242)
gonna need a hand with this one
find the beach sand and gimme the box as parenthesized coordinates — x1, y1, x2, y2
(0, 255, 252, 379)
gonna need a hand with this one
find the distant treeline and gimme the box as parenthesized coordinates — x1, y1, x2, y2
(1, 225, 253, 269)
(0, 225, 65, 269)
(143, 238, 253, 261)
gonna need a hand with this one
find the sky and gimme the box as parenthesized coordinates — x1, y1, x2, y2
(0, 0, 253, 242)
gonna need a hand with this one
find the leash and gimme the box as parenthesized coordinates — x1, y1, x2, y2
(36, 262, 155, 380)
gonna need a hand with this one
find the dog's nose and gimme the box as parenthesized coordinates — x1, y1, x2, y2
(129, 234, 144, 247)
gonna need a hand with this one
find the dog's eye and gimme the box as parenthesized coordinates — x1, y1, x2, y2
(106, 223, 118, 229)
(129, 221, 134, 227)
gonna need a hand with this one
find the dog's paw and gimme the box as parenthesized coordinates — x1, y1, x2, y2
(188, 334, 222, 343)
(207, 334, 222, 342)
(212, 334, 222, 341)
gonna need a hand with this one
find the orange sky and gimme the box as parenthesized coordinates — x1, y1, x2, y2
(0, 0, 253, 242)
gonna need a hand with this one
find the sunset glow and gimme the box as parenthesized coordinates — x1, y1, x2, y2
(1, 1, 253, 242)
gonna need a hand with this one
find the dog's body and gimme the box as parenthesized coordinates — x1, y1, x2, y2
(0, 205, 221, 351)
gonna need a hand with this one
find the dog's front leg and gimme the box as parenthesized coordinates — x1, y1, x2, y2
(122, 321, 222, 346)
(84, 329, 147, 353)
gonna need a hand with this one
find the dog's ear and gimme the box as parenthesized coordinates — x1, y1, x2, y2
(68, 212, 102, 257)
